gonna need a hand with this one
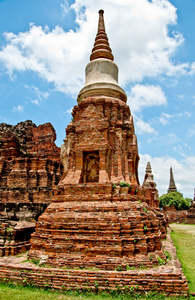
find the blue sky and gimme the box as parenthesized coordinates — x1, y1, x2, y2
(0, 0, 194, 198)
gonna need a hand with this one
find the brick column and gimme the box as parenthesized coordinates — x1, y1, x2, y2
(99, 149, 109, 183)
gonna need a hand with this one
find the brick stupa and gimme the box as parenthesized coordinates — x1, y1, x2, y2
(142, 162, 159, 208)
(167, 167, 177, 193)
(28, 10, 166, 270)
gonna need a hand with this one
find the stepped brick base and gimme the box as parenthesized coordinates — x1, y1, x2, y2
(28, 184, 166, 270)
(0, 230, 189, 297)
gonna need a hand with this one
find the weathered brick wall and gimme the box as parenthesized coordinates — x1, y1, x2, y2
(162, 207, 188, 224)
(0, 120, 61, 162)
(61, 97, 140, 186)
(0, 158, 62, 204)
(0, 121, 63, 206)
(187, 201, 195, 224)
(0, 220, 35, 257)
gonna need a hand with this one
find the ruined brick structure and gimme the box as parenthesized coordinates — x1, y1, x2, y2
(28, 10, 167, 270)
(0, 219, 35, 256)
(187, 189, 195, 224)
(0, 121, 63, 256)
(142, 162, 159, 208)
(0, 10, 189, 296)
(167, 167, 177, 193)
(0, 121, 63, 209)
(162, 206, 188, 224)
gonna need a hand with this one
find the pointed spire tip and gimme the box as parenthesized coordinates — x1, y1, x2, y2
(90, 9, 114, 61)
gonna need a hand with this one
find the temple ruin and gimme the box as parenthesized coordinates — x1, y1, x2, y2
(0, 10, 189, 296)
(167, 167, 177, 193)
(28, 9, 166, 270)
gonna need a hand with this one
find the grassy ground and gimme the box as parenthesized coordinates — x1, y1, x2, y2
(170, 223, 195, 294)
(0, 284, 190, 300)
(0, 223, 194, 300)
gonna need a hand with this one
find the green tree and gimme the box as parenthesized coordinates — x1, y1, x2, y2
(159, 192, 192, 210)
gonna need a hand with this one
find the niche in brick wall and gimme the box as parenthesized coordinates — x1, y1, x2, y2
(83, 151, 99, 183)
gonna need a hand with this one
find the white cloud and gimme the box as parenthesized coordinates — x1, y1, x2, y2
(0, 116, 7, 122)
(0, 24, 91, 96)
(25, 85, 49, 105)
(154, 111, 192, 125)
(65, 108, 73, 114)
(158, 112, 173, 125)
(135, 116, 157, 135)
(128, 84, 167, 113)
(188, 124, 195, 137)
(139, 153, 195, 198)
(60, 0, 70, 17)
(183, 111, 192, 118)
(0, 0, 194, 97)
(173, 143, 192, 158)
(12, 105, 24, 113)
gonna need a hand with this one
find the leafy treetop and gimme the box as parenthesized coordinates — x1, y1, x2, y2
(159, 192, 192, 210)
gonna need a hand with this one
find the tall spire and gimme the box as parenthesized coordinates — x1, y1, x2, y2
(90, 10, 114, 61)
(78, 10, 127, 103)
(167, 167, 177, 193)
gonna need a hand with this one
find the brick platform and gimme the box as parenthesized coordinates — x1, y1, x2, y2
(28, 184, 166, 270)
(0, 229, 189, 297)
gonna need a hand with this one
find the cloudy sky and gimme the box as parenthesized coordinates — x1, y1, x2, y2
(0, 0, 194, 198)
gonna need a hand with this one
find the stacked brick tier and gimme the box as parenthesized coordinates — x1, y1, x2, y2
(0, 229, 189, 297)
(0, 157, 62, 204)
(28, 184, 166, 270)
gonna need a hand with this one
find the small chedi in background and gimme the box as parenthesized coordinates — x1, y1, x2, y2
(142, 162, 159, 208)
(160, 167, 193, 224)
(167, 167, 177, 193)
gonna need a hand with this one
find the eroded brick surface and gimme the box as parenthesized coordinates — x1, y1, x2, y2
(0, 229, 189, 296)
(29, 95, 167, 270)
(60, 97, 139, 185)
(0, 219, 35, 257)
(162, 207, 188, 224)
(0, 121, 63, 205)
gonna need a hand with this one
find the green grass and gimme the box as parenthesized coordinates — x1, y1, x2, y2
(0, 223, 195, 299)
(0, 283, 191, 300)
(170, 223, 195, 294)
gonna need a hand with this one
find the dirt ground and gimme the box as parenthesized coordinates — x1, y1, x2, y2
(170, 223, 195, 236)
